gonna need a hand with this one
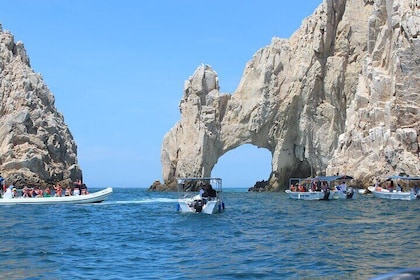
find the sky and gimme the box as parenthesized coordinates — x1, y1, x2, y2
(0, 1, 322, 188)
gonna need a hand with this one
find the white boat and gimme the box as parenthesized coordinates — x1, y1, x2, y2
(368, 175, 420, 200)
(176, 177, 225, 214)
(0, 187, 113, 205)
(285, 189, 330, 200)
(357, 188, 368, 194)
(285, 175, 356, 200)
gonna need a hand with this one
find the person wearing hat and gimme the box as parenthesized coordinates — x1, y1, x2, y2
(12, 188, 18, 198)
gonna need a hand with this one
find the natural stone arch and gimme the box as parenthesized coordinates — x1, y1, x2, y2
(160, 0, 420, 190)
(160, 63, 319, 190)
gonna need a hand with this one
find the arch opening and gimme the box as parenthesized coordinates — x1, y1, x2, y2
(211, 144, 272, 189)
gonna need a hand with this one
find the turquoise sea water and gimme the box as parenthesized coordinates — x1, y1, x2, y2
(0, 188, 419, 279)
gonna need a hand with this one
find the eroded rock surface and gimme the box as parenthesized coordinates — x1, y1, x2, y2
(161, 0, 420, 190)
(0, 24, 81, 187)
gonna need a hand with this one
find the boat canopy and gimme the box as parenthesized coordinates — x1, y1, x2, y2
(176, 177, 222, 192)
(313, 175, 354, 182)
(176, 177, 222, 184)
(386, 175, 420, 181)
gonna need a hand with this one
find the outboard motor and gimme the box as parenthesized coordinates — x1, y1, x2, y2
(346, 187, 354, 199)
(323, 189, 330, 200)
(193, 199, 203, 213)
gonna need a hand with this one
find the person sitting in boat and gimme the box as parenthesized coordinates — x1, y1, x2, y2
(336, 181, 347, 192)
(290, 184, 297, 192)
(31, 187, 37, 197)
(54, 184, 63, 197)
(73, 180, 82, 196)
(80, 183, 88, 195)
(43, 187, 52, 197)
(297, 184, 306, 192)
(396, 183, 402, 192)
(12, 188, 18, 198)
(65, 186, 72, 196)
(310, 182, 317, 192)
(34, 187, 43, 198)
(22, 186, 30, 198)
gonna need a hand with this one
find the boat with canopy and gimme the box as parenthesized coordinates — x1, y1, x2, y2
(285, 175, 356, 200)
(176, 177, 225, 214)
(368, 175, 420, 200)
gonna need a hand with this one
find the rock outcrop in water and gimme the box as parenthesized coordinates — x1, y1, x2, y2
(160, 0, 420, 191)
(0, 24, 81, 187)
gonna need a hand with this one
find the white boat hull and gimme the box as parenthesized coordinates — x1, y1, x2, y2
(285, 189, 356, 200)
(0, 187, 113, 205)
(285, 190, 329, 200)
(177, 197, 224, 214)
(330, 189, 357, 199)
(368, 186, 417, 200)
(176, 177, 224, 214)
(357, 188, 368, 194)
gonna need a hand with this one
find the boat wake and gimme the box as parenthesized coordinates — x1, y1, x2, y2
(106, 198, 178, 205)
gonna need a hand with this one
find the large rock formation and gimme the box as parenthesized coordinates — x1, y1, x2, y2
(0, 24, 81, 187)
(160, 0, 420, 190)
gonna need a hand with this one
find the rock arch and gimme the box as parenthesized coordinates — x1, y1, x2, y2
(160, 0, 420, 190)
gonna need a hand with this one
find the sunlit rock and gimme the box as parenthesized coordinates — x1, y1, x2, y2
(161, 0, 420, 190)
(0, 25, 81, 187)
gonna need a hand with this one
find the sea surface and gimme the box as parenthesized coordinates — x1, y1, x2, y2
(0, 188, 419, 280)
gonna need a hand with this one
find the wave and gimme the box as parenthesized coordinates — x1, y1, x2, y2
(106, 198, 178, 204)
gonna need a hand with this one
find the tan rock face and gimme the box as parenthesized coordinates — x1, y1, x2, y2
(0, 25, 81, 187)
(161, 0, 420, 190)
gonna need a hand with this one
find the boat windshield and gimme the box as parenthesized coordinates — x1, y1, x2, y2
(176, 177, 222, 199)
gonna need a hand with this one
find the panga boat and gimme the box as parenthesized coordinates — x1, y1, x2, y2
(368, 175, 420, 201)
(285, 175, 356, 200)
(176, 177, 225, 214)
(0, 187, 113, 205)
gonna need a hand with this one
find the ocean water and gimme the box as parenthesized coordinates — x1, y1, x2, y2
(0, 188, 419, 280)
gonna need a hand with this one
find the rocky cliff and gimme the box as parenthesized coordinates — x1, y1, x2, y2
(0, 24, 81, 187)
(160, 0, 420, 190)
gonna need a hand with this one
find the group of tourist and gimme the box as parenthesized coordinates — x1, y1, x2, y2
(0, 174, 88, 199)
(374, 178, 404, 192)
(289, 181, 347, 192)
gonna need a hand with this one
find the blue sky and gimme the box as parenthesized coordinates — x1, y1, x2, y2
(1, 1, 322, 188)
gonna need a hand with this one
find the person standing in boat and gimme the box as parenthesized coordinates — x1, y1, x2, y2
(338, 181, 347, 193)
(199, 187, 206, 198)
(73, 179, 82, 196)
(207, 185, 217, 197)
(0, 173, 5, 195)
(3, 186, 12, 199)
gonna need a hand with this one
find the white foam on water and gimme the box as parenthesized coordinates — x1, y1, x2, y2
(106, 198, 178, 204)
